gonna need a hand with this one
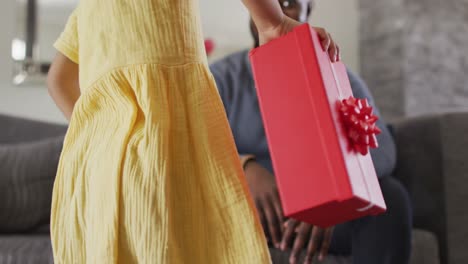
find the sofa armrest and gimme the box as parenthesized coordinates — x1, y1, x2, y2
(0, 114, 67, 144)
(392, 112, 468, 264)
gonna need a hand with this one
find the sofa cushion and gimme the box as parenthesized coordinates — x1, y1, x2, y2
(394, 113, 468, 264)
(410, 229, 440, 264)
(0, 235, 53, 264)
(0, 114, 67, 144)
(0, 137, 63, 232)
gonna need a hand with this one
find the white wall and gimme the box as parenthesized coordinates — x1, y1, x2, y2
(312, 0, 359, 74)
(0, 0, 65, 123)
(202, 0, 360, 72)
(0, 0, 359, 123)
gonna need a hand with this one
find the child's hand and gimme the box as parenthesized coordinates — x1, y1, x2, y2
(258, 17, 340, 62)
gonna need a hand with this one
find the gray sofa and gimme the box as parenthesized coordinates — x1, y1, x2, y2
(1, 112, 467, 264)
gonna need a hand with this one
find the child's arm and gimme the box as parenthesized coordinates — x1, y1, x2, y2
(241, 0, 339, 61)
(241, 0, 285, 36)
(47, 52, 80, 121)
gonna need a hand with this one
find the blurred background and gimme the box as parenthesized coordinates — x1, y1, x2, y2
(0, 0, 359, 123)
(2, 0, 468, 123)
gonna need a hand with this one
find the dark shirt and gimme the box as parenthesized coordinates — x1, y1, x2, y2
(210, 50, 396, 178)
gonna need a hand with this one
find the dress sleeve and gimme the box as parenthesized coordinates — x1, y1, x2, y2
(54, 9, 79, 64)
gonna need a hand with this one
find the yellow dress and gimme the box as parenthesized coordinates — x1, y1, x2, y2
(51, 0, 271, 263)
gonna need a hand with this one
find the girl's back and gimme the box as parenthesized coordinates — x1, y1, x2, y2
(74, 0, 207, 90)
(51, 0, 271, 263)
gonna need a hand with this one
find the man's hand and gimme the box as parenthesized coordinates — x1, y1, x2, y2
(281, 219, 334, 264)
(244, 161, 284, 248)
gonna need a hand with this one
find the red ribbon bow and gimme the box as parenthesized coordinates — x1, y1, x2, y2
(339, 96, 381, 155)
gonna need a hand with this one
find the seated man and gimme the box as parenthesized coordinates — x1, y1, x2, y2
(210, 0, 412, 263)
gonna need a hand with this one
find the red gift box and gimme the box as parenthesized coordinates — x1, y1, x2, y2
(249, 24, 386, 228)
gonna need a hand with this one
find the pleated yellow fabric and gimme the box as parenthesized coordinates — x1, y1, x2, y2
(51, 0, 271, 263)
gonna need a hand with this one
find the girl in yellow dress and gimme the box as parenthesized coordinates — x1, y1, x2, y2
(47, 0, 337, 262)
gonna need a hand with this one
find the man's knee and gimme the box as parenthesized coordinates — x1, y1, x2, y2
(380, 177, 412, 222)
